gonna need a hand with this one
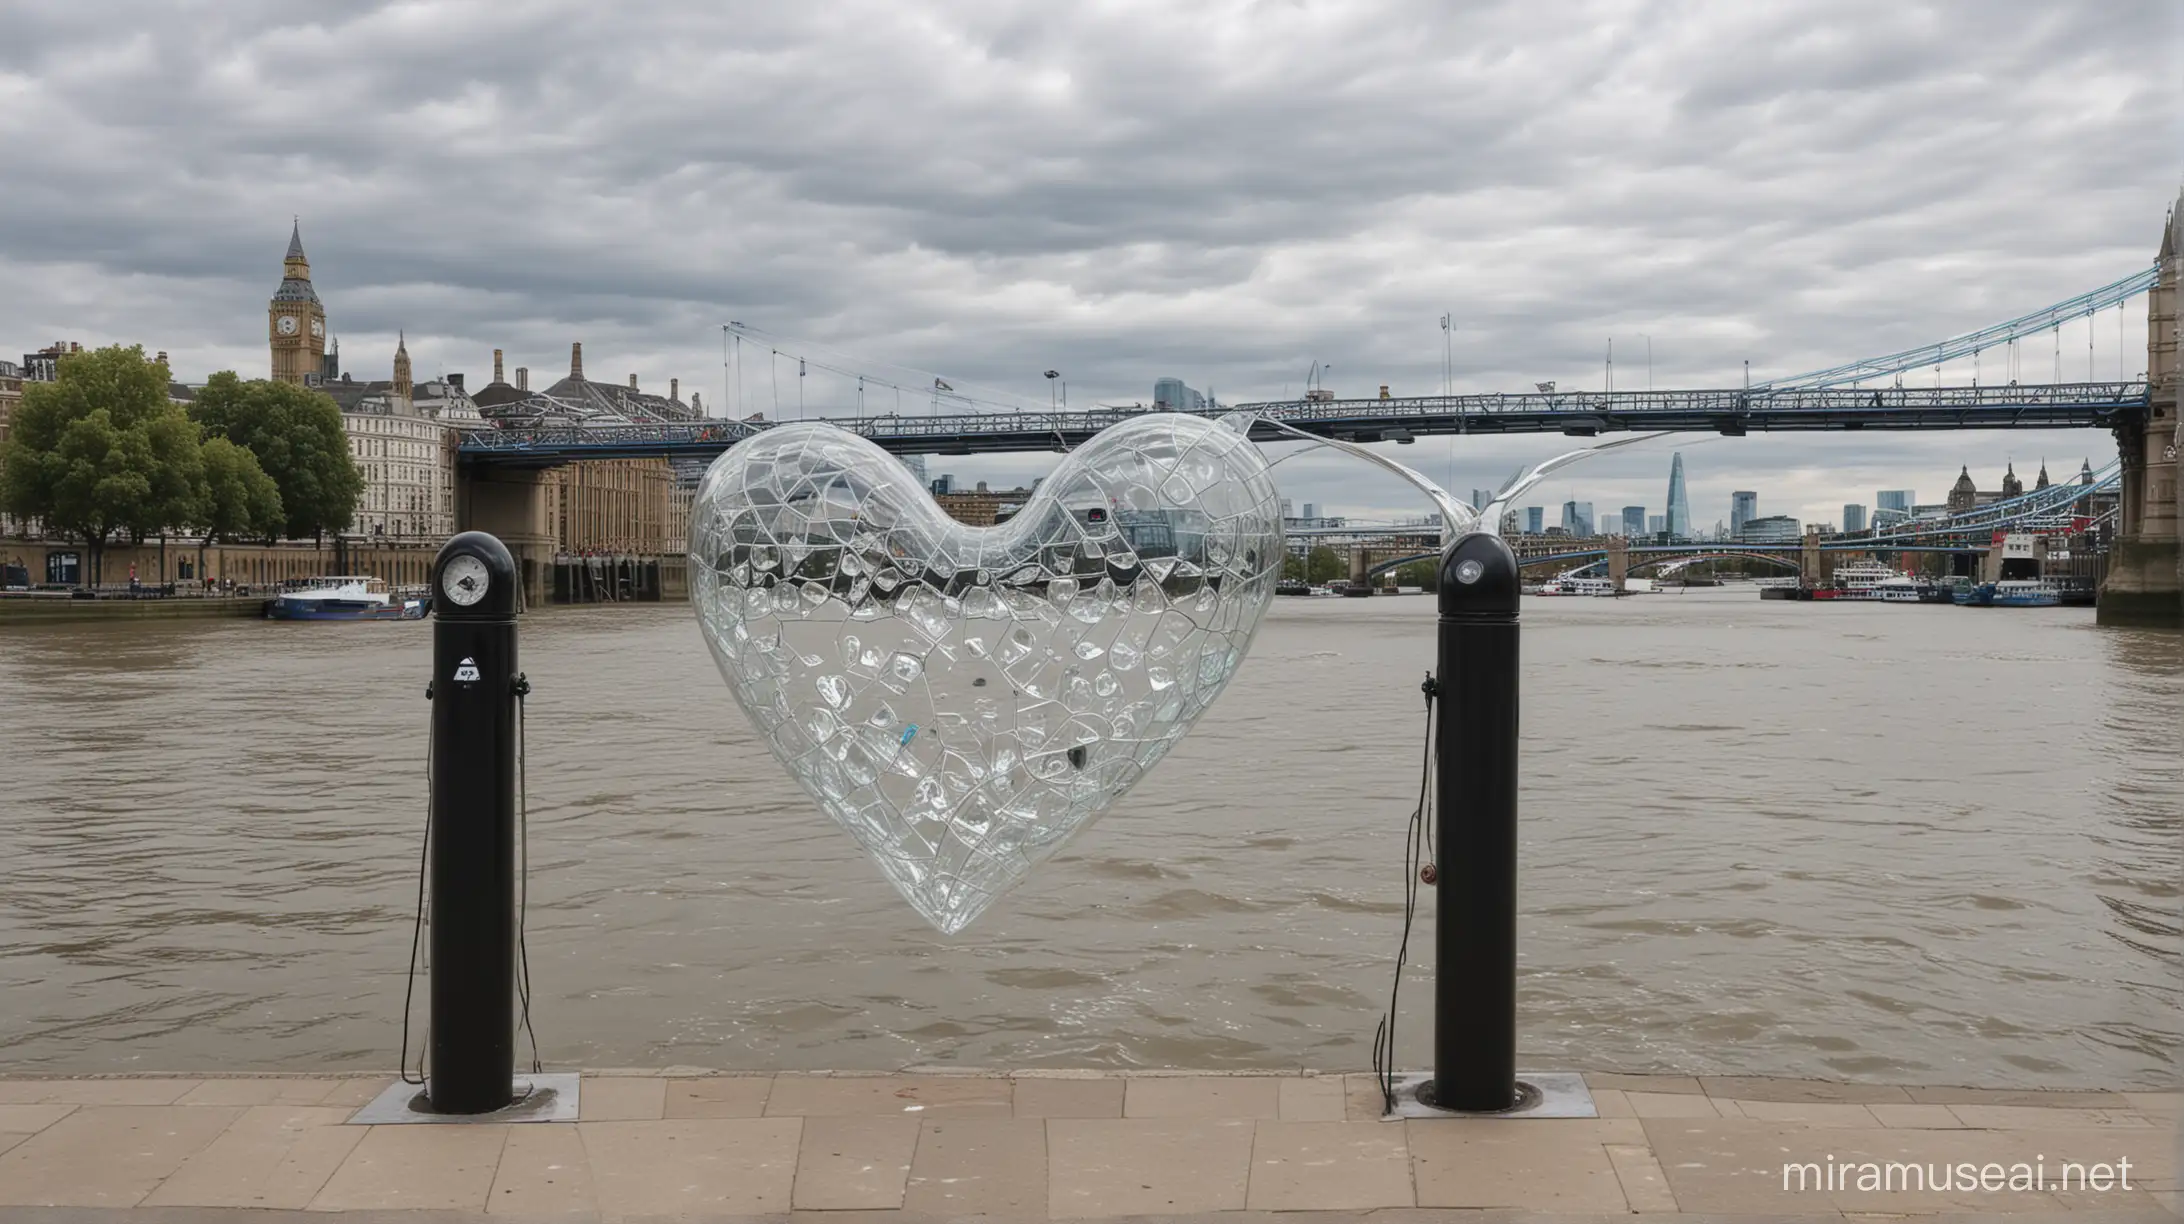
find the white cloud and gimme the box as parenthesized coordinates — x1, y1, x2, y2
(1, 0, 2174, 528)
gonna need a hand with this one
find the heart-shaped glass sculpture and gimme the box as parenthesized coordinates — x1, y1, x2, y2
(690, 414, 1284, 933)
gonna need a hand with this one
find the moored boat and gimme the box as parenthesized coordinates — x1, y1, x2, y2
(1535, 576, 1620, 596)
(1833, 561, 1905, 598)
(1953, 578, 2063, 608)
(265, 576, 428, 621)
(1988, 578, 2063, 608)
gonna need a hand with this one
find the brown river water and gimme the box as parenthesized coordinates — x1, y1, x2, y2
(0, 591, 2176, 1087)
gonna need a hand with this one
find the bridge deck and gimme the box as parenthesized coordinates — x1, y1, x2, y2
(459, 382, 2151, 466)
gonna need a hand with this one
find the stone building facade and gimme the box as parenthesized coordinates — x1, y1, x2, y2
(474, 343, 694, 557)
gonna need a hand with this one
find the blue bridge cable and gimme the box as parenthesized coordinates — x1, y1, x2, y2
(1755, 265, 2158, 390)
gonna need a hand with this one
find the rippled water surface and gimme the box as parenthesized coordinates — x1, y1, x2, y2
(0, 592, 2176, 1086)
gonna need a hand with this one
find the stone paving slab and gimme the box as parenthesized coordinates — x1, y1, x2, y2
(0, 1071, 2165, 1220)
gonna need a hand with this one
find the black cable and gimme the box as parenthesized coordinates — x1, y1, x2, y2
(1370, 673, 1437, 1114)
(399, 685, 434, 1086)
(515, 676, 542, 1076)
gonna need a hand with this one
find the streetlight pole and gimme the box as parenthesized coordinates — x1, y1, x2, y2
(1441, 314, 1453, 398)
(1045, 370, 1059, 412)
(1639, 334, 1652, 393)
(1606, 338, 1613, 394)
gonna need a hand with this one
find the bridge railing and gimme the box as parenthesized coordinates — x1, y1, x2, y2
(1228, 380, 2148, 421)
(460, 420, 763, 453)
(457, 380, 2154, 460)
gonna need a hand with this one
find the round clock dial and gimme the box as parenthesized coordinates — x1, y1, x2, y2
(441, 554, 490, 606)
(310, 318, 324, 338)
(277, 315, 299, 335)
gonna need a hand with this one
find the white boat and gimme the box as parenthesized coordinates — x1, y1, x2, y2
(265, 576, 428, 621)
(1833, 561, 1906, 598)
(1989, 579, 2063, 608)
(1535, 576, 1620, 597)
(1868, 577, 1925, 602)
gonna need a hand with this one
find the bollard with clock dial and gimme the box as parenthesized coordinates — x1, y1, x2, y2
(425, 531, 521, 1113)
(1424, 530, 1523, 1113)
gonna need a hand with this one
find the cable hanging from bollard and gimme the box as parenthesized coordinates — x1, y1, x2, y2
(398, 673, 543, 1093)
(1370, 671, 1439, 1115)
(514, 674, 541, 1078)
(399, 682, 436, 1087)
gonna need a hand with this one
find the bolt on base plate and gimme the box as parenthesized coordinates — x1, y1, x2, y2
(345, 1073, 580, 1125)
(1382, 1071, 1595, 1120)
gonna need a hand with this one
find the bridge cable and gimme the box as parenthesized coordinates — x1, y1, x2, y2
(1370, 672, 1438, 1115)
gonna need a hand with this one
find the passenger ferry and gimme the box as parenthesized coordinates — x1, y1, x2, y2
(1534, 576, 1619, 597)
(1953, 579, 2063, 608)
(1833, 561, 1906, 598)
(265, 576, 428, 621)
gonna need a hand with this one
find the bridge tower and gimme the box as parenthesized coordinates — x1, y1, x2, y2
(2099, 190, 2181, 625)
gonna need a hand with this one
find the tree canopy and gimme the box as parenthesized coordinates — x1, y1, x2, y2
(196, 436, 284, 547)
(189, 372, 362, 540)
(0, 345, 204, 579)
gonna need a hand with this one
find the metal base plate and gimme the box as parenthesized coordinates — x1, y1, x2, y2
(345, 1073, 580, 1125)
(1382, 1070, 1595, 1120)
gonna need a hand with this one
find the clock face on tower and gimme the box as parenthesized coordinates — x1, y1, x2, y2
(277, 316, 299, 336)
(310, 318, 324, 338)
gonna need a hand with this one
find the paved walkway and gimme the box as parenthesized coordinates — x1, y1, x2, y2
(0, 1071, 2172, 1219)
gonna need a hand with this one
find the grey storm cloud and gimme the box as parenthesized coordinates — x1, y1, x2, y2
(0, 0, 2176, 527)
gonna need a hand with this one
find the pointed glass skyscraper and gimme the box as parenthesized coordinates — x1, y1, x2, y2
(1665, 452, 1692, 540)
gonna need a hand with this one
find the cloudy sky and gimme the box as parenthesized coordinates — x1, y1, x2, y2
(2, 0, 2176, 529)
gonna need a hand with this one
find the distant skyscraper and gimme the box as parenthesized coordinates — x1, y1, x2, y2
(1525, 506, 1544, 534)
(1470, 488, 1490, 510)
(931, 473, 955, 495)
(1647, 514, 1665, 535)
(1562, 500, 1594, 536)
(1876, 489, 1915, 514)
(1302, 502, 1317, 521)
(901, 453, 929, 486)
(1842, 503, 1866, 533)
(1730, 491, 1758, 537)
(1739, 514, 1801, 544)
(1281, 497, 1295, 519)
(1622, 506, 1646, 536)
(1151, 377, 1205, 412)
(1665, 453, 1691, 539)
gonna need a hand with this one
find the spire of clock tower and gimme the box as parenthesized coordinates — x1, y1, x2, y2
(269, 220, 328, 384)
(393, 331, 413, 408)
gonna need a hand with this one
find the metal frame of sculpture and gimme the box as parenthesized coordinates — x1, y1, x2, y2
(691, 413, 1284, 933)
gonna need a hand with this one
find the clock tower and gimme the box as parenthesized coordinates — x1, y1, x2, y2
(269, 220, 328, 384)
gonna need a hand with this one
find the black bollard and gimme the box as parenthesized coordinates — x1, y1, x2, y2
(1427, 531, 1521, 1112)
(426, 532, 521, 1114)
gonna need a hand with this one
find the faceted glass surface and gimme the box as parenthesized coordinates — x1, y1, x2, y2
(689, 414, 1284, 933)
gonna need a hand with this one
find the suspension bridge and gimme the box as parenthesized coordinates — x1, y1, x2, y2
(447, 191, 2178, 623)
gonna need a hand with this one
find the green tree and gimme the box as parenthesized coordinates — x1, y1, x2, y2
(1305, 545, 1344, 584)
(1393, 559, 1438, 590)
(189, 372, 362, 541)
(0, 346, 203, 584)
(193, 436, 283, 576)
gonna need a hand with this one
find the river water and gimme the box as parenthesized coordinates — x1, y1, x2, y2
(0, 592, 2176, 1087)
